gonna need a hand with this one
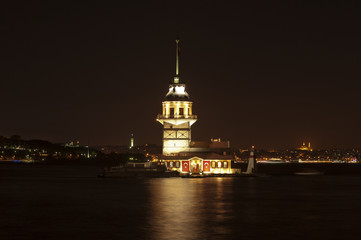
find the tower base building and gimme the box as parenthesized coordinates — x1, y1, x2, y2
(160, 139, 235, 175)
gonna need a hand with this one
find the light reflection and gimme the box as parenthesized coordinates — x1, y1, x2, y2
(213, 178, 232, 235)
(146, 178, 233, 240)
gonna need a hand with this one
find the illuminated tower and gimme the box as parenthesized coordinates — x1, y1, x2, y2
(246, 146, 257, 174)
(130, 133, 134, 149)
(157, 38, 197, 155)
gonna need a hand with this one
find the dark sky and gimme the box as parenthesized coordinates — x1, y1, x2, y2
(1, 1, 361, 149)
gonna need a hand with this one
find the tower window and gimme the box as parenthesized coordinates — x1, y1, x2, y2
(170, 108, 174, 117)
(179, 108, 184, 115)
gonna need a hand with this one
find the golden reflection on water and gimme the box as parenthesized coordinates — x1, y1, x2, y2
(146, 178, 233, 240)
(213, 178, 232, 235)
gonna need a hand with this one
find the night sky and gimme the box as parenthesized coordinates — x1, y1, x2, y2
(1, 1, 361, 149)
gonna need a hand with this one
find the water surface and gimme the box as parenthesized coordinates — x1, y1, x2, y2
(1, 164, 360, 240)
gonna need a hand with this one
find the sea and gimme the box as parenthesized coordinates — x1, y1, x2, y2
(1, 163, 361, 240)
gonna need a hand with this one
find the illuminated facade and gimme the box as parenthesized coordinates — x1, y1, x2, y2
(161, 153, 233, 175)
(157, 39, 235, 175)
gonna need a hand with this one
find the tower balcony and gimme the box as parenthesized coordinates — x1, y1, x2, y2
(156, 114, 197, 126)
(157, 114, 197, 120)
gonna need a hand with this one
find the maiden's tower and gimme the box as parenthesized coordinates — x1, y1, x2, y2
(157, 39, 235, 176)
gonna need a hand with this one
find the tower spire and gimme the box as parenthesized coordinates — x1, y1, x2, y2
(176, 38, 179, 76)
(174, 37, 180, 84)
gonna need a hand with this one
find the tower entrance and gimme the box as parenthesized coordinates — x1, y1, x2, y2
(190, 159, 202, 173)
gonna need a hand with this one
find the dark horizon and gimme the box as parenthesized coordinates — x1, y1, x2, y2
(1, 2, 360, 149)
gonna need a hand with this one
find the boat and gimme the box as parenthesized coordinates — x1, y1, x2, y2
(99, 161, 179, 178)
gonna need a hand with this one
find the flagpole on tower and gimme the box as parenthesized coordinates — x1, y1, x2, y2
(175, 37, 179, 76)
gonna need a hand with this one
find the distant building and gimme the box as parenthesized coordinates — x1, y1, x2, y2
(95, 144, 161, 156)
(63, 141, 80, 148)
(156, 39, 235, 175)
(298, 142, 312, 151)
(95, 145, 130, 154)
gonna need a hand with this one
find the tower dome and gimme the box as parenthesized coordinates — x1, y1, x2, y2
(165, 84, 190, 101)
